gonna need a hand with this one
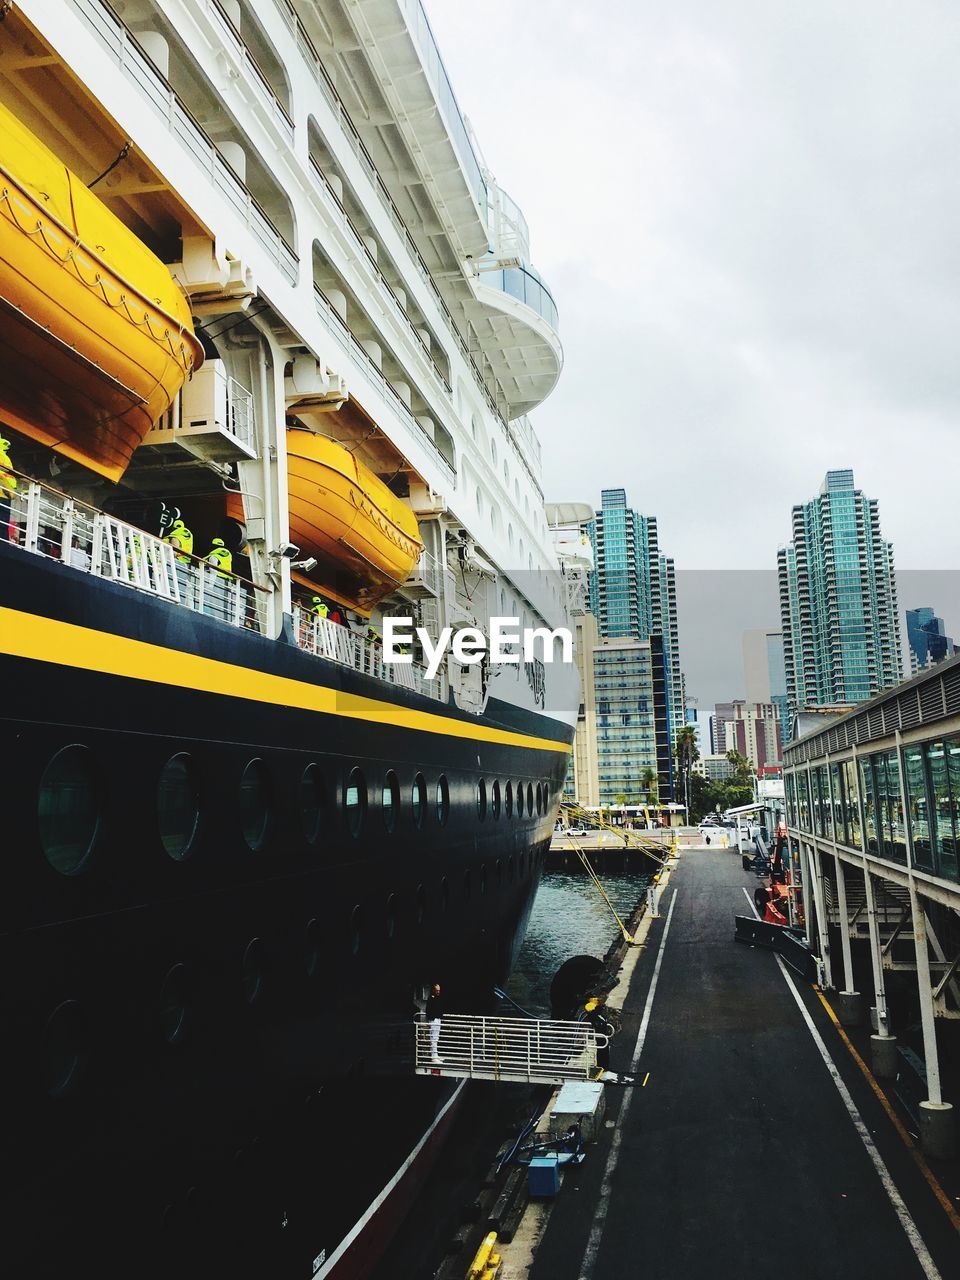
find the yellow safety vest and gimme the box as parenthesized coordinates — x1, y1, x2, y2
(206, 545, 233, 578)
(165, 522, 193, 563)
(311, 600, 329, 619)
(0, 444, 17, 498)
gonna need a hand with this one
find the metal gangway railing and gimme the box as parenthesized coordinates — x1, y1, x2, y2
(414, 1014, 608, 1085)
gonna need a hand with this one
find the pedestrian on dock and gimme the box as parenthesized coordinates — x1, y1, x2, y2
(426, 982, 444, 1064)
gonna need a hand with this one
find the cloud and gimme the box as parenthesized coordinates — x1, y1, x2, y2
(426, 0, 960, 571)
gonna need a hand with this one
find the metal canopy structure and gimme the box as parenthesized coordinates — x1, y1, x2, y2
(414, 1014, 607, 1085)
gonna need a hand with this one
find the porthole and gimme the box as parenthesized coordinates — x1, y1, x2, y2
(239, 759, 271, 852)
(159, 963, 188, 1043)
(436, 775, 449, 826)
(38, 745, 100, 875)
(386, 893, 397, 940)
(492, 780, 501, 820)
(157, 754, 199, 861)
(416, 884, 426, 925)
(412, 773, 426, 829)
(543, 780, 550, 810)
(527, 783, 534, 815)
(495, 858, 503, 887)
(441, 877, 450, 911)
(242, 938, 264, 1004)
(350, 905, 362, 956)
(305, 918, 322, 978)
(383, 771, 399, 833)
(517, 782, 525, 817)
(536, 783, 543, 815)
(345, 768, 367, 838)
(477, 778, 487, 821)
(505, 781, 513, 818)
(299, 765, 324, 845)
(42, 1000, 86, 1097)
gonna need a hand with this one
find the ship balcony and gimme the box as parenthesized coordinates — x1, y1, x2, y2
(144, 361, 258, 463)
(468, 261, 562, 415)
(402, 549, 445, 598)
(292, 608, 447, 702)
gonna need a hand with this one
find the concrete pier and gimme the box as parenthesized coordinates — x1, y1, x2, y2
(525, 849, 960, 1280)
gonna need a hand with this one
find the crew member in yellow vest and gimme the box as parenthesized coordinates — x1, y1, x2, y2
(0, 437, 18, 543)
(206, 538, 233, 578)
(310, 595, 329, 620)
(165, 519, 193, 563)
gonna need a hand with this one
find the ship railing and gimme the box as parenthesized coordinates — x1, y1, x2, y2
(406, 549, 444, 597)
(292, 608, 447, 703)
(4, 470, 269, 633)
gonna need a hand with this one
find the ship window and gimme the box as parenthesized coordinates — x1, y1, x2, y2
(38, 745, 100, 875)
(383, 771, 399, 833)
(299, 764, 324, 845)
(536, 783, 543, 815)
(416, 883, 426, 925)
(345, 768, 367, 838)
(305, 918, 322, 977)
(242, 938, 264, 1004)
(477, 778, 487, 821)
(386, 893, 397, 940)
(350, 905, 363, 956)
(496, 858, 503, 887)
(159, 963, 188, 1043)
(490, 439, 497, 467)
(527, 783, 534, 815)
(436, 775, 449, 826)
(42, 1000, 86, 1097)
(492, 780, 501, 820)
(517, 781, 525, 817)
(157, 754, 200, 861)
(476, 487, 484, 516)
(441, 877, 450, 911)
(239, 759, 271, 851)
(412, 773, 426, 828)
(505, 781, 513, 818)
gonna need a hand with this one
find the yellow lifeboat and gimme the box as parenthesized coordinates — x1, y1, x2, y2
(230, 430, 422, 615)
(0, 102, 203, 482)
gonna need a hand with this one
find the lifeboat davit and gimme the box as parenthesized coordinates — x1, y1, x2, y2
(0, 102, 203, 482)
(286, 430, 422, 614)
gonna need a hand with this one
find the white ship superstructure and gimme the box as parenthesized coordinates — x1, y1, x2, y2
(3, 0, 566, 710)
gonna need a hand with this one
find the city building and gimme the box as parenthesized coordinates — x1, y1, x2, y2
(743, 628, 790, 748)
(906, 607, 955, 675)
(694, 753, 736, 782)
(711, 701, 736, 755)
(587, 487, 682, 795)
(722, 700, 782, 772)
(777, 469, 902, 725)
(566, 618, 671, 807)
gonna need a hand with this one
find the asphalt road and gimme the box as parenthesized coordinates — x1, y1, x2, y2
(529, 848, 960, 1280)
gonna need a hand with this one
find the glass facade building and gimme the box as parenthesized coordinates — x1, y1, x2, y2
(587, 488, 681, 796)
(777, 469, 902, 726)
(593, 636, 670, 804)
(906, 607, 955, 676)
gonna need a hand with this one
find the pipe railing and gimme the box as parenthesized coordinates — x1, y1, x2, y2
(292, 608, 447, 703)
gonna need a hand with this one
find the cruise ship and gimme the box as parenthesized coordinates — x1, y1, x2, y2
(0, 1, 580, 1275)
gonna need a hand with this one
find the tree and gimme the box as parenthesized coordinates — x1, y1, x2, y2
(614, 792, 627, 807)
(639, 766, 658, 806)
(674, 725, 700, 819)
(725, 749, 755, 786)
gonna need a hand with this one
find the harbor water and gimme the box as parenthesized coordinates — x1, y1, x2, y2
(507, 866, 655, 1016)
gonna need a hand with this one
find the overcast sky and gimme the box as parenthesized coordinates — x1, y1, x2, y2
(427, 1, 960, 581)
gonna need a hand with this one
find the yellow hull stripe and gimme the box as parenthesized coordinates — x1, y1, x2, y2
(0, 606, 571, 754)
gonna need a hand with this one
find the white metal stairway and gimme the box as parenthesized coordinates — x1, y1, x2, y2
(414, 1014, 608, 1085)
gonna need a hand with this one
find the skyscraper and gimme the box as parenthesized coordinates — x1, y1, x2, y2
(778, 469, 902, 722)
(588, 488, 682, 794)
(906, 607, 956, 675)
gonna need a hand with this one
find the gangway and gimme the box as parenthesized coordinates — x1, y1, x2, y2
(414, 1014, 609, 1085)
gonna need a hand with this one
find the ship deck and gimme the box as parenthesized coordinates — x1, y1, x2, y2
(527, 848, 960, 1280)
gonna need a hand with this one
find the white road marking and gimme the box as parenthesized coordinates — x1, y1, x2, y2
(577, 888, 678, 1280)
(745, 879, 940, 1278)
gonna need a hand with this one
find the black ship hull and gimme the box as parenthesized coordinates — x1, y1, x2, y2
(0, 542, 572, 1277)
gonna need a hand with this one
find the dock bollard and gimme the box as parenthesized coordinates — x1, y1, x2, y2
(835, 991, 865, 1027)
(870, 1034, 898, 1080)
(919, 1101, 955, 1161)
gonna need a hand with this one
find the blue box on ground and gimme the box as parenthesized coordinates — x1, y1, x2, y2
(528, 1154, 560, 1198)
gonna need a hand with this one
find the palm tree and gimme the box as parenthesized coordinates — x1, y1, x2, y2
(674, 724, 700, 820)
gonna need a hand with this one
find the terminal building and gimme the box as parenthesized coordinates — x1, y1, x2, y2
(783, 654, 960, 1156)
